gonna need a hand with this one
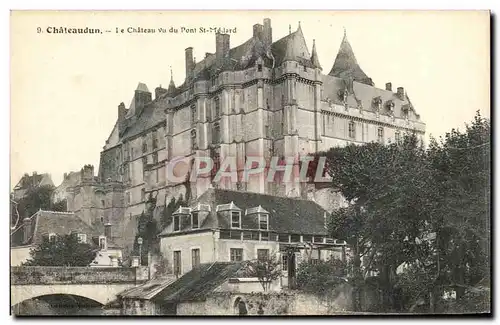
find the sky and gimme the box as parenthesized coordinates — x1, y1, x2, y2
(10, 10, 490, 188)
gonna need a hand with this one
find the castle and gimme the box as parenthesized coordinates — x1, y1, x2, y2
(64, 18, 426, 252)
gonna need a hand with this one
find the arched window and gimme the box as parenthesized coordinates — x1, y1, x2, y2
(191, 104, 197, 125)
(234, 297, 248, 316)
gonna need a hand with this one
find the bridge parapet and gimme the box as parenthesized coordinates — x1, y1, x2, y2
(11, 266, 149, 285)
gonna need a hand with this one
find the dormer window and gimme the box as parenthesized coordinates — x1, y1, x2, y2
(173, 215, 180, 231)
(231, 211, 241, 228)
(48, 233, 57, 243)
(77, 233, 87, 243)
(192, 212, 199, 229)
(99, 236, 107, 250)
(258, 213, 269, 231)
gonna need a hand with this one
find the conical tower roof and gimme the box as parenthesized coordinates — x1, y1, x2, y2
(329, 29, 374, 86)
(310, 39, 321, 70)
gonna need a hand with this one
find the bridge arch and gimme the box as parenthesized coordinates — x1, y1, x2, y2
(11, 283, 131, 306)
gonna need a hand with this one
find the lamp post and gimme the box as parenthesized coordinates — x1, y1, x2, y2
(137, 237, 143, 266)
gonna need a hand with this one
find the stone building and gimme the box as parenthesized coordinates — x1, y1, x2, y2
(158, 188, 347, 287)
(10, 209, 123, 267)
(12, 172, 54, 201)
(93, 17, 425, 251)
(65, 165, 127, 249)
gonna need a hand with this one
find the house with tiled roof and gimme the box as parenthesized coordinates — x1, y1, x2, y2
(12, 172, 54, 201)
(10, 210, 123, 267)
(158, 188, 347, 289)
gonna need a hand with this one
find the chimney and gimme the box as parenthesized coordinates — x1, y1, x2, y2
(205, 52, 211, 59)
(185, 47, 194, 80)
(252, 24, 263, 39)
(104, 222, 112, 240)
(397, 87, 405, 100)
(81, 164, 95, 181)
(216, 33, 230, 62)
(63, 172, 68, 180)
(23, 217, 31, 244)
(134, 83, 152, 117)
(263, 18, 272, 46)
(155, 86, 168, 99)
(385, 82, 392, 91)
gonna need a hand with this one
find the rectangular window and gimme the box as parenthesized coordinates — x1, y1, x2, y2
(152, 152, 158, 164)
(282, 255, 288, 271)
(257, 64, 263, 72)
(231, 212, 241, 228)
(290, 234, 301, 242)
(142, 138, 148, 153)
(260, 232, 270, 241)
(229, 230, 242, 240)
(173, 215, 180, 231)
(191, 104, 197, 125)
(126, 192, 131, 205)
(303, 235, 313, 242)
(348, 121, 356, 138)
(173, 251, 182, 276)
(278, 234, 290, 242)
(259, 214, 269, 230)
(257, 249, 269, 261)
(230, 248, 243, 262)
(155, 169, 159, 184)
(214, 97, 220, 118)
(378, 127, 384, 143)
(313, 236, 324, 243)
(395, 131, 401, 144)
(192, 212, 199, 229)
(152, 131, 158, 150)
(77, 233, 87, 243)
(242, 231, 260, 241)
(143, 156, 148, 167)
(141, 189, 146, 201)
(191, 248, 200, 269)
(213, 123, 220, 144)
(99, 237, 107, 250)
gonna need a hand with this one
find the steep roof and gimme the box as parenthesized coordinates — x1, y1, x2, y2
(322, 74, 420, 120)
(159, 189, 328, 236)
(329, 30, 374, 86)
(153, 262, 245, 302)
(121, 103, 165, 139)
(10, 210, 120, 249)
(272, 24, 314, 68)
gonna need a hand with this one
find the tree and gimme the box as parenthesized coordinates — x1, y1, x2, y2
(133, 194, 159, 265)
(322, 133, 433, 311)
(23, 234, 98, 266)
(243, 253, 282, 292)
(296, 258, 347, 297)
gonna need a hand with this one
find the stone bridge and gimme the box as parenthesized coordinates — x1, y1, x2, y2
(10, 266, 149, 307)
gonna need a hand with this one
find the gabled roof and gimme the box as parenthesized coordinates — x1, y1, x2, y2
(159, 189, 328, 236)
(10, 210, 120, 249)
(153, 262, 245, 302)
(329, 30, 374, 86)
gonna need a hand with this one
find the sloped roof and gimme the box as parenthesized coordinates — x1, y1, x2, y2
(10, 210, 120, 249)
(13, 173, 54, 192)
(322, 74, 419, 119)
(329, 31, 374, 86)
(118, 277, 177, 300)
(153, 262, 245, 302)
(159, 189, 328, 236)
(121, 103, 165, 139)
